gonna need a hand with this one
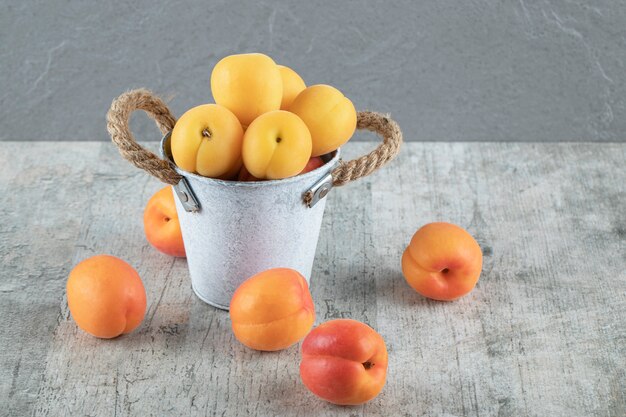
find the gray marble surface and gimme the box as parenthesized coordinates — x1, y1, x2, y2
(0, 141, 624, 416)
(2, 1, 626, 142)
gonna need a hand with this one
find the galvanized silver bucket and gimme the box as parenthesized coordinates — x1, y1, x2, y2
(160, 133, 340, 309)
(107, 89, 402, 311)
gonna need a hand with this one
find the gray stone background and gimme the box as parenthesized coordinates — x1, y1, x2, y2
(1, 0, 625, 142)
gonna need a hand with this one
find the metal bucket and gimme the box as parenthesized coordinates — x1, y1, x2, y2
(107, 89, 402, 311)
(160, 133, 340, 310)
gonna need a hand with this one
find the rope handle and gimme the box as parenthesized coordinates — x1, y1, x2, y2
(107, 89, 402, 187)
(107, 89, 181, 185)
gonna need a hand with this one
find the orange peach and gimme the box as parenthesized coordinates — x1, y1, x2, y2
(401, 222, 483, 301)
(230, 268, 315, 351)
(300, 319, 388, 405)
(242, 110, 312, 180)
(211, 53, 283, 126)
(143, 186, 185, 257)
(171, 104, 244, 178)
(301, 156, 324, 173)
(67, 255, 146, 338)
(278, 65, 306, 110)
(289, 84, 357, 156)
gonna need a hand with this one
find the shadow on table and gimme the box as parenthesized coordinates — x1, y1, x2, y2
(375, 266, 443, 308)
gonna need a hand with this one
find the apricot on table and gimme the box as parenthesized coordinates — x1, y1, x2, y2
(278, 64, 306, 110)
(401, 222, 483, 301)
(300, 319, 388, 405)
(171, 104, 243, 178)
(143, 186, 185, 257)
(242, 110, 312, 180)
(211, 53, 283, 126)
(67, 255, 146, 338)
(289, 84, 357, 156)
(230, 268, 315, 351)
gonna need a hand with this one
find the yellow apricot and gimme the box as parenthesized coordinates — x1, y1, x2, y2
(211, 53, 283, 126)
(242, 110, 312, 180)
(278, 65, 306, 110)
(289, 84, 357, 156)
(171, 104, 244, 178)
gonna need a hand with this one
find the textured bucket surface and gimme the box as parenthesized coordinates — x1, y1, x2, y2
(161, 136, 339, 310)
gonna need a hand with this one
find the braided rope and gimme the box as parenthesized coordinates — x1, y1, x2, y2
(106, 89, 181, 185)
(332, 111, 402, 186)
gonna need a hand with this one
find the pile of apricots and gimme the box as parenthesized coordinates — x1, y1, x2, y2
(66, 53, 484, 407)
(171, 53, 357, 181)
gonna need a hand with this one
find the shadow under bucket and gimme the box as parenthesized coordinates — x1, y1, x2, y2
(107, 89, 402, 311)
(160, 133, 340, 310)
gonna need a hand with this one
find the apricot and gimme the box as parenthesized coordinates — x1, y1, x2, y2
(230, 268, 315, 351)
(300, 319, 388, 405)
(401, 222, 483, 301)
(301, 156, 324, 173)
(289, 84, 357, 156)
(67, 255, 146, 338)
(143, 186, 185, 257)
(171, 104, 243, 178)
(242, 110, 312, 180)
(211, 53, 283, 126)
(278, 65, 306, 110)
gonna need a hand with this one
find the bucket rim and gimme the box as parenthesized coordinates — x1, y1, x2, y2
(160, 131, 341, 188)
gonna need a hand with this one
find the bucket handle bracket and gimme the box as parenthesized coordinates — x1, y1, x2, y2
(174, 177, 201, 212)
(306, 173, 334, 208)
